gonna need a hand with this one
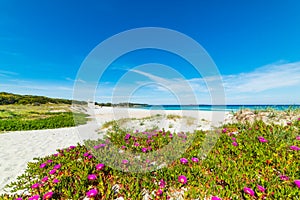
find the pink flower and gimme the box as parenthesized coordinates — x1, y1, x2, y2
(49, 169, 56, 175)
(43, 191, 53, 199)
(69, 145, 76, 149)
(178, 175, 187, 184)
(294, 180, 300, 188)
(86, 189, 98, 198)
(191, 157, 199, 162)
(53, 153, 58, 157)
(121, 145, 127, 149)
(40, 163, 47, 168)
(180, 158, 188, 164)
(53, 164, 61, 169)
(124, 134, 131, 140)
(122, 159, 129, 164)
(257, 185, 266, 192)
(83, 152, 89, 157)
(232, 142, 238, 146)
(31, 183, 39, 189)
(142, 148, 147, 153)
(53, 178, 59, 184)
(47, 160, 53, 163)
(28, 195, 40, 200)
(222, 128, 227, 133)
(42, 176, 48, 183)
(88, 155, 93, 159)
(211, 196, 221, 200)
(96, 163, 105, 170)
(169, 133, 173, 138)
(243, 187, 255, 196)
(15, 198, 22, 200)
(159, 179, 166, 188)
(296, 136, 300, 140)
(156, 189, 163, 196)
(258, 136, 268, 143)
(88, 174, 97, 180)
(280, 175, 289, 181)
(290, 145, 300, 151)
(231, 137, 236, 141)
(134, 142, 140, 147)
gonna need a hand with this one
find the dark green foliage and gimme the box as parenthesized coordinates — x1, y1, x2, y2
(0, 112, 88, 131)
(0, 92, 72, 105)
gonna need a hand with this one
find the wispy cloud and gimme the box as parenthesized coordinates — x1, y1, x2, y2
(2, 61, 300, 104)
(223, 61, 300, 93)
(0, 69, 18, 77)
(65, 77, 86, 84)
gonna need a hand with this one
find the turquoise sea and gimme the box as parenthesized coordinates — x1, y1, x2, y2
(141, 105, 300, 111)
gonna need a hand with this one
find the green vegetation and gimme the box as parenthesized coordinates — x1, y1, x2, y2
(0, 112, 88, 131)
(166, 114, 182, 120)
(1, 118, 299, 199)
(0, 103, 88, 132)
(0, 92, 72, 105)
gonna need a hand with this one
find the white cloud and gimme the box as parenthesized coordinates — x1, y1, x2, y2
(0, 69, 18, 77)
(223, 62, 300, 93)
(2, 61, 300, 104)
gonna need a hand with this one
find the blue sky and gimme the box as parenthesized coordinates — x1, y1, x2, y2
(1, 0, 300, 104)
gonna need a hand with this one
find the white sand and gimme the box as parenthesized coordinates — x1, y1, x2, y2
(0, 107, 229, 194)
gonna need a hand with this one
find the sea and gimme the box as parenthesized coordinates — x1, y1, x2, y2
(140, 105, 300, 112)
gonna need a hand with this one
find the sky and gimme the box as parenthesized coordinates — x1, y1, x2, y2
(1, 0, 300, 105)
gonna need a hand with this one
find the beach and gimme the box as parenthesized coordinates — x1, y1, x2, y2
(0, 107, 230, 195)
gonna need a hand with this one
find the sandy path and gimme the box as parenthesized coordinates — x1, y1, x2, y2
(0, 107, 229, 194)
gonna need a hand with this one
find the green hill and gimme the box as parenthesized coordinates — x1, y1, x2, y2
(0, 92, 72, 105)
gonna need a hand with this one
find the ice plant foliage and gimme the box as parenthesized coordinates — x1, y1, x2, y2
(3, 116, 300, 199)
